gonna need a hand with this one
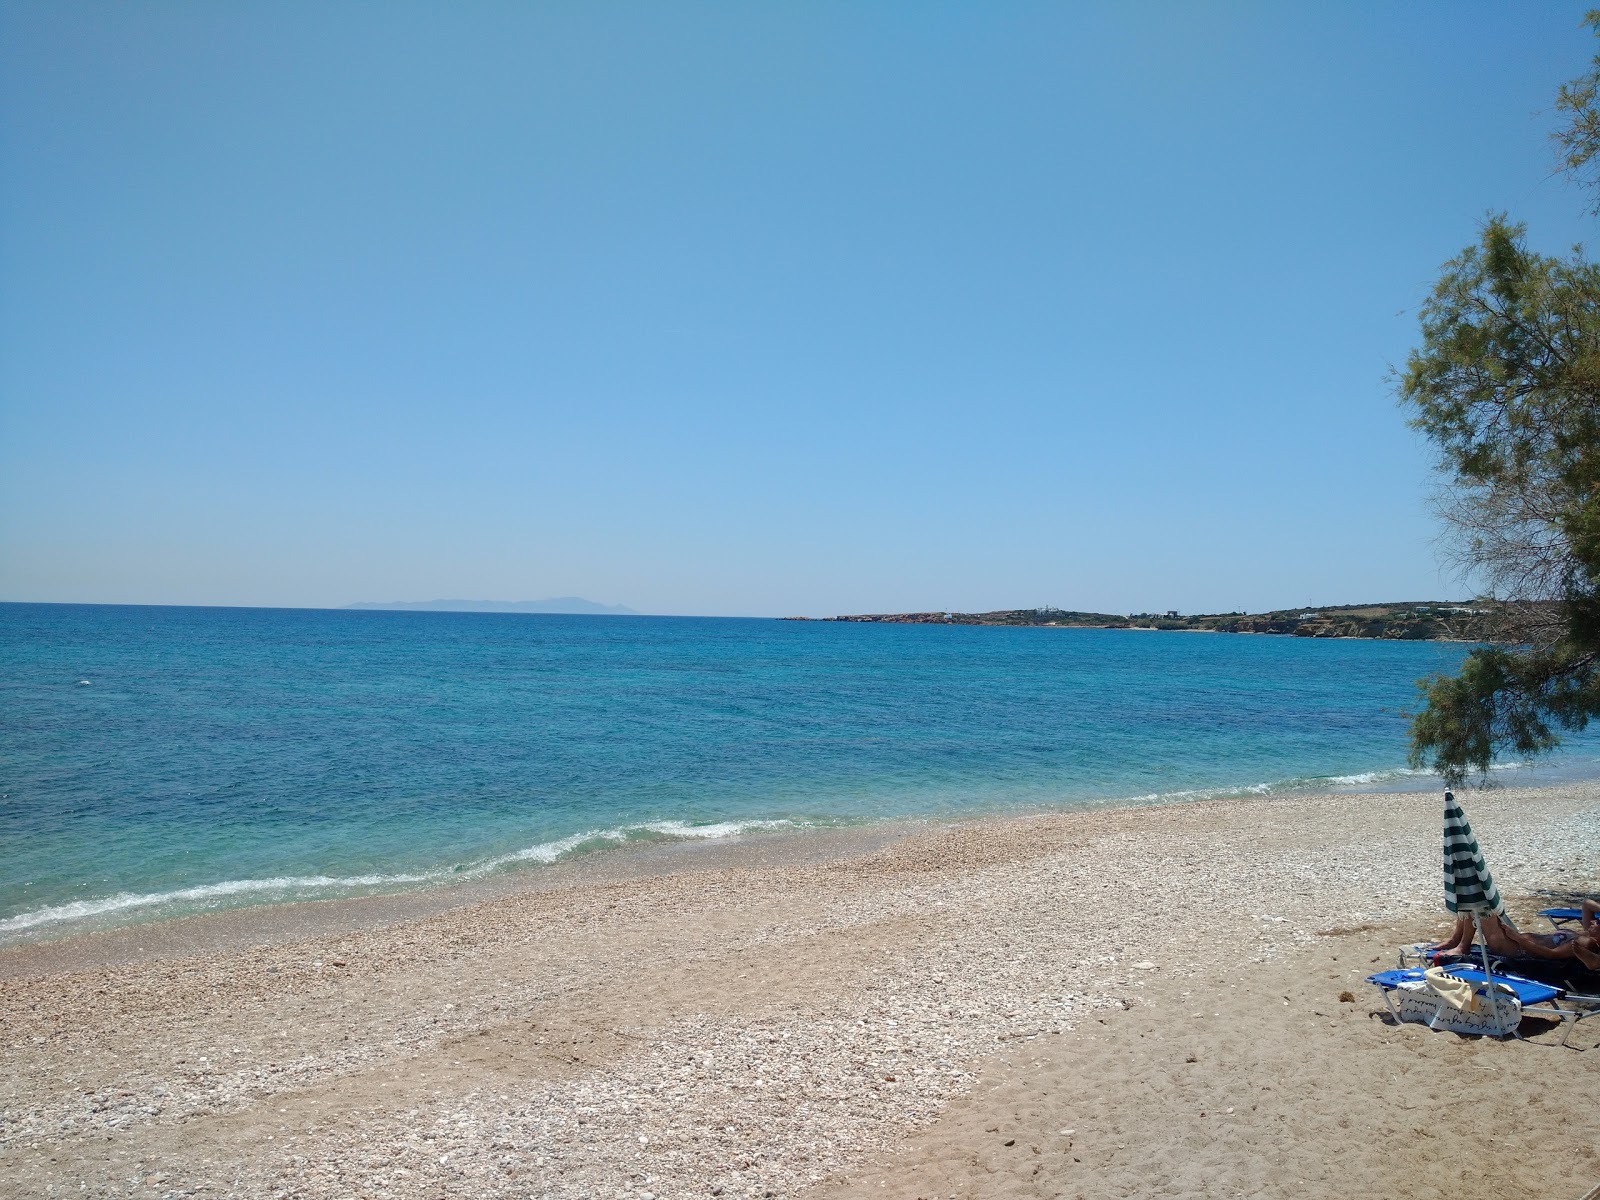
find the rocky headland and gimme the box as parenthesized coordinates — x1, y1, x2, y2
(788, 601, 1518, 641)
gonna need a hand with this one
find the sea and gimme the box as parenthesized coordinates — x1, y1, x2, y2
(4, 602, 1595, 945)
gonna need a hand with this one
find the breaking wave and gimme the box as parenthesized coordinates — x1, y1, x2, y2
(0, 817, 797, 937)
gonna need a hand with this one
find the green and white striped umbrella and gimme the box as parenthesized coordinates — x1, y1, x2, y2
(1443, 790, 1505, 916)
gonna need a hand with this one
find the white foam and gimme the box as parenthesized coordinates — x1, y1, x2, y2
(1110, 780, 1280, 806)
(0, 817, 797, 936)
(643, 818, 792, 840)
(1094, 764, 1433, 810)
(1319, 767, 1428, 786)
(0, 870, 434, 933)
(468, 818, 794, 872)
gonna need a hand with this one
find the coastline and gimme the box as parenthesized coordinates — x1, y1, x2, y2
(0, 818, 920, 978)
(0, 766, 1451, 957)
(8, 750, 1591, 958)
(3, 781, 1597, 1199)
(801, 601, 1502, 641)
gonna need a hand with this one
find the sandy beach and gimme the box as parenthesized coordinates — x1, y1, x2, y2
(3, 783, 1598, 1200)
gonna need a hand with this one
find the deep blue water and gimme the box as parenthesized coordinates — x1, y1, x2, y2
(0, 602, 1579, 942)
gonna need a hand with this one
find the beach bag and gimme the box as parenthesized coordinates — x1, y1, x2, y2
(1391, 975, 1522, 1037)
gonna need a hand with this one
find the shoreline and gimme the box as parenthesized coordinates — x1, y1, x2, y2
(0, 767, 1447, 963)
(0, 817, 921, 978)
(9, 753, 1599, 964)
(3, 780, 1598, 1199)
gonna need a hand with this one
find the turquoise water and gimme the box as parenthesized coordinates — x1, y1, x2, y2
(0, 602, 1579, 942)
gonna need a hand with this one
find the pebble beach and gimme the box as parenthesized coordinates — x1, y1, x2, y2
(3, 782, 1598, 1200)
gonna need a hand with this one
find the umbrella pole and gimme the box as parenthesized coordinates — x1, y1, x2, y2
(1472, 911, 1509, 1036)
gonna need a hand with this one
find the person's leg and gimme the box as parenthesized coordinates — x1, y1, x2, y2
(1430, 913, 1474, 954)
(1582, 899, 1599, 937)
(1478, 913, 1527, 958)
(1464, 913, 1599, 968)
(1577, 935, 1600, 970)
(1502, 927, 1600, 968)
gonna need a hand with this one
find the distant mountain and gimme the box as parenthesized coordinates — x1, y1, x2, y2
(347, 598, 637, 615)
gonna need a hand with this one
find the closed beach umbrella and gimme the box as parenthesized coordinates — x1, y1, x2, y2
(1442, 789, 1506, 918)
(1442, 789, 1516, 1029)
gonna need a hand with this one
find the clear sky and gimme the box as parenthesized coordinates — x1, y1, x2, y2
(2, 2, 1595, 617)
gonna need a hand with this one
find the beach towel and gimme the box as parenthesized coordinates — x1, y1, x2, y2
(1423, 966, 1476, 1011)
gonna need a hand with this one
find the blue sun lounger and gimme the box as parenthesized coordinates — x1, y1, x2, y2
(1421, 967, 1560, 1004)
(1369, 967, 1560, 1004)
(1540, 907, 1588, 927)
(1367, 965, 1598, 1047)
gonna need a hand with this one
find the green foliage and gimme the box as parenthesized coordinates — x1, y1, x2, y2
(1411, 646, 1600, 783)
(1402, 218, 1600, 503)
(1400, 25, 1600, 782)
(1555, 11, 1600, 212)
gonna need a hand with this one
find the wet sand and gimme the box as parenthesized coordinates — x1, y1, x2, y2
(2, 783, 1597, 1199)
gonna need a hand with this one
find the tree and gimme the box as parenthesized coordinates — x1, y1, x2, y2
(1556, 10, 1600, 212)
(1402, 23, 1600, 784)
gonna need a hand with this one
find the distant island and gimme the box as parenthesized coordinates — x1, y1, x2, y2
(347, 597, 637, 615)
(785, 601, 1514, 641)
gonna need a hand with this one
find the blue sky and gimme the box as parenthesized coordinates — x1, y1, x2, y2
(2, 2, 1595, 617)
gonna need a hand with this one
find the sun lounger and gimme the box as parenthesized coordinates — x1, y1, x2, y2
(1399, 794, 1600, 1045)
(1398, 941, 1600, 995)
(1398, 938, 1599, 995)
(1540, 907, 1588, 927)
(1399, 942, 1497, 969)
(1367, 965, 1599, 1047)
(1499, 950, 1599, 983)
(1431, 966, 1561, 1004)
(1433, 968, 1600, 1045)
(1369, 966, 1537, 1037)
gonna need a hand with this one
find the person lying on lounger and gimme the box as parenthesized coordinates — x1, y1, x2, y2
(1429, 910, 1600, 970)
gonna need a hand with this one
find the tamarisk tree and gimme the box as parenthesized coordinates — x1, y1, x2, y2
(1403, 17, 1600, 783)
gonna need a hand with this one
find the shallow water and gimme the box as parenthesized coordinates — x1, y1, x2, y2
(2, 603, 1588, 940)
